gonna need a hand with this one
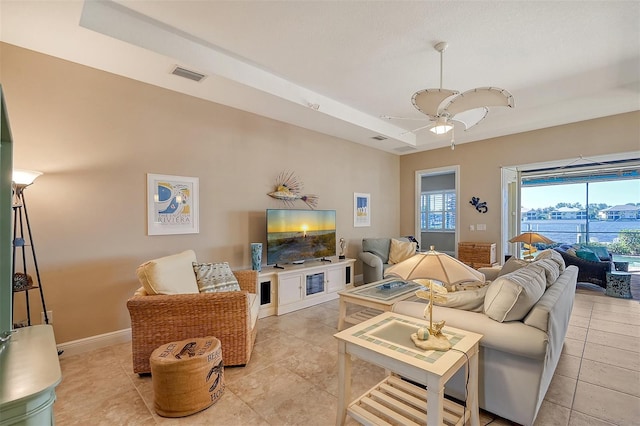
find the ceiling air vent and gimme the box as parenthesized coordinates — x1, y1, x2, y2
(371, 135, 388, 141)
(171, 66, 207, 82)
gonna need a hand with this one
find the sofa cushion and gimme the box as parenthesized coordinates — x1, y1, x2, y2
(248, 293, 260, 329)
(498, 257, 528, 277)
(535, 249, 566, 272)
(484, 264, 546, 322)
(136, 250, 199, 295)
(193, 262, 241, 293)
(532, 258, 560, 287)
(388, 238, 417, 264)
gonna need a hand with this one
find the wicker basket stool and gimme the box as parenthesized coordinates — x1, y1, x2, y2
(150, 337, 225, 417)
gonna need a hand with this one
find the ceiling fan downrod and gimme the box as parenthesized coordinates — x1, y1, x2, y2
(434, 41, 448, 90)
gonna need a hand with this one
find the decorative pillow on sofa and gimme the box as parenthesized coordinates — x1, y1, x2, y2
(434, 286, 488, 313)
(584, 245, 611, 261)
(136, 250, 200, 295)
(484, 264, 546, 322)
(576, 248, 600, 263)
(193, 262, 241, 293)
(388, 238, 417, 264)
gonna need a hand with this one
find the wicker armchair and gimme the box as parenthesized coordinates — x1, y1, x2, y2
(553, 248, 611, 288)
(127, 270, 258, 374)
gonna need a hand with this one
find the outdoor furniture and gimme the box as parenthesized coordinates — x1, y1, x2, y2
(605, 271, 632, 299)
(614, 261, 629, 272)
(554, 247, 612, 288)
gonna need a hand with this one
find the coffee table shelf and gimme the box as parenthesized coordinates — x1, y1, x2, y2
(348, 375, 469, 426)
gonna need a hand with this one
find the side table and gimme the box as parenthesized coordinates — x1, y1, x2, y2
(334, 312, 482, 426)
(605, 271, 632, 299)
(613, 261, 629, 272)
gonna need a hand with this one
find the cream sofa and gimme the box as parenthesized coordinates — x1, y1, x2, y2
(392, 253, 577, 426)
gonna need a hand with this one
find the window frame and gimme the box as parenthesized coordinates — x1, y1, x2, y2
(421, 189, 456, 232)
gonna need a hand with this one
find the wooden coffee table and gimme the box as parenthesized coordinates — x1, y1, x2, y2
(334, 312, 482, 426)
(337, 278, 423, 330)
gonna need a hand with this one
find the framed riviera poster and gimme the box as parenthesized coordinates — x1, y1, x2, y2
(147, 173, 199, 235)
(354, 192, 371, 227)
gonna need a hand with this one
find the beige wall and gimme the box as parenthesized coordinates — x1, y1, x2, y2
(400, 111, 640, 261)
(1, 43, 400, 343)
(3, 42, 638, 345)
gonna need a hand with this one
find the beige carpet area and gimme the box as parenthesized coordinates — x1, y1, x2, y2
(54, 289, 639, 425)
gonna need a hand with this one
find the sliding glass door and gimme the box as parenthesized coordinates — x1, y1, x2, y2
(503, 157, 639, 266)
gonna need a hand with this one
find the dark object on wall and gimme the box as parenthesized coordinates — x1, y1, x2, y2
(470, 197, 488, 213)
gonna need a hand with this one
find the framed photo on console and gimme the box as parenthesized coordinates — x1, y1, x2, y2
(147, 173, 199, 235)
(354, 192, 371, 227)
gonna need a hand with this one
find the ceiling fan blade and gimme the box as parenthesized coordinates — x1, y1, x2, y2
(451, 107, 489, 130)
(444, 87, 514, 117)
(411, 89, 458, 118)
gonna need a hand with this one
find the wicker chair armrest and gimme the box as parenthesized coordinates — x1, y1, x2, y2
(233, 269, 258, 293)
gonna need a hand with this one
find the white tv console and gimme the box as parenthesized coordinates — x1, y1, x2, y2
(257, 257, 356, 317)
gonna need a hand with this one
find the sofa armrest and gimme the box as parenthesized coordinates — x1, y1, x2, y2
(359, 251, 383, 268)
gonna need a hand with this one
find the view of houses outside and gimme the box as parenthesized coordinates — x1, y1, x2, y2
(521, 179, 639, 267)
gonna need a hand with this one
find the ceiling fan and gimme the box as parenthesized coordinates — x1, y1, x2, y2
(382, 41, 514, 146)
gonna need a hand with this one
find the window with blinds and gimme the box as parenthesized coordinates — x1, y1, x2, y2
(421, 190, 456, 231)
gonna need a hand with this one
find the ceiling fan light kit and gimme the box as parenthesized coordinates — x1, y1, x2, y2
(386, 41, 514, 144)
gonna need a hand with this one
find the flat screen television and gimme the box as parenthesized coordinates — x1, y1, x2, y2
(266, 209, 336, 266)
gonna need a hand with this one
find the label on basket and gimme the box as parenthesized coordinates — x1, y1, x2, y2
(204, 339, 225, 402)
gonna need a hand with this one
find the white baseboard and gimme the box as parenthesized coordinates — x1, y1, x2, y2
(58, 328, 131, 358)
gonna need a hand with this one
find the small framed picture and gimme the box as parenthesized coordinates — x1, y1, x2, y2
(354, 192, 371, 227)
(147, 173, 199, 235)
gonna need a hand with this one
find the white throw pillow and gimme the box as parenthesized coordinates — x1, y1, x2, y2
(193, 262, 241, 293)
(484, 264, 546, 322)
(388, 238, 417, 264)
(434, 286, 488, 313)
(136, 250, 199, 295)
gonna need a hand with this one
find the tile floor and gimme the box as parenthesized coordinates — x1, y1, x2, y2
(54, 286, 639, 425)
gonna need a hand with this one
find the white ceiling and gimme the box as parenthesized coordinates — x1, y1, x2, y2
(1, 1, 639, 154)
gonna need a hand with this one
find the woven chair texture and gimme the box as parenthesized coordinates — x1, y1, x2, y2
(127, 269, 258, 374)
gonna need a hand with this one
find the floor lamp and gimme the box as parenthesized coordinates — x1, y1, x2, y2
(12, 169, 49, 327)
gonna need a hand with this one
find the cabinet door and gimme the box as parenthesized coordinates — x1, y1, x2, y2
(305, 271, 325, 297)
(278, 274, 303, 306)
(326, 265, 346, 293)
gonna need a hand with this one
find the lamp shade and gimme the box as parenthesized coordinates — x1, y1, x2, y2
(509, 232, 554, 245)
(385, 248, 485, 285)
(13, 169, 43, 186)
